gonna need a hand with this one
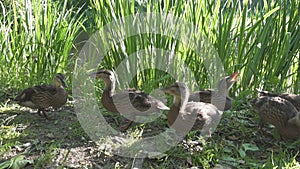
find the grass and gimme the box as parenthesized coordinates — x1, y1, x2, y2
(0, 0, 299, 168)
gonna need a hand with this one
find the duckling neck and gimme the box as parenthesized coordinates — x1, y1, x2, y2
(217, 87, 228, 98)
(176, 88, 189, 112)
(104, 79, 116, 97)
(173, 96, 181, 107)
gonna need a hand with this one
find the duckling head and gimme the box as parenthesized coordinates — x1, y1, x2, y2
(54, 73, 67, 88)
(217, 71, 239, 94)
(161, 82, 189, 97)
(161, 82, 190, 107)
(88, 70, 115, 85)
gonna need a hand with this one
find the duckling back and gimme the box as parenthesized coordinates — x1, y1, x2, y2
(16, 84, 67, 110)
(279, 93, 300, 111)
(258, 90, 300, 111)
(168, 102, 222, 137)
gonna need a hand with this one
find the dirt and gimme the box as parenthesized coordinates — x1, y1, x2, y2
(1, 104, 300, 168)
(0, 104, 171, 169)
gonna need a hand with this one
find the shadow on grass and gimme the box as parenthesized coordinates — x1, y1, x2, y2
(0, 105, 299, 168)
(0, 105, 174, 168)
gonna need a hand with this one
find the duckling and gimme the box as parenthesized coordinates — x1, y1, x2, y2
(15, 73, 68, 120)
(257, 90, 300, 111)
(89, 70, 169, 130)
(161, 82, 222, 137)
(188, 71, 238, 111)
(251, 96, 300, 140)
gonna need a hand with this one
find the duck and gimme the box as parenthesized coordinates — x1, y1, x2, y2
(161, 82, 222, 137)
(188, 71, 239, 111)
(257, 90, 300, 111)
(251, 95, 300, 140)
(15, 73, 68, 120)
(88, 69, 170, 130)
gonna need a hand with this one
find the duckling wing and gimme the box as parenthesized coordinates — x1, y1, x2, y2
(15, 88, 36, 103)
(189, 90, 230, 111)
(112, 89, 168, 115)
(15, 84, 57, 109)
(30, 85, 59, 108)
(131, 93, 169, 111)
(129, 91, 152, 111)
(189, 90, 214, 103)
(180, 102, 222, 136)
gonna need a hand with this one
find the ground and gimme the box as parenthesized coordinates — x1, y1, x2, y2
(0, 101, 299, 168)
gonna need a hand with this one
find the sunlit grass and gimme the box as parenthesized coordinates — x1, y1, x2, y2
(0, 124, 22, 157)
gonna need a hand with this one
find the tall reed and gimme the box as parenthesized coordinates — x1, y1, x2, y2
(1, 0, 299, 100)
(89, 0, 299, 95)
(0, 0, 84, 97)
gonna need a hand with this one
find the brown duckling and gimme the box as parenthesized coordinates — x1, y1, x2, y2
(161, 82, 222, 137)
(258, 90, 300, 111)
(188, 71, 239, 111)
(15, 73, 68, 119)
(251, 96, 300, 140)
(89, 69, 170, 130)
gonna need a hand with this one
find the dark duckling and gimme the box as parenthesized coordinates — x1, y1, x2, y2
(251, 96, 300, 140)
(15, 73, 68, 119)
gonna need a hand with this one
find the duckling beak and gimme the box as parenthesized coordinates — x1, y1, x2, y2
(160, 86, 171, 94)
(230, 71, 239, 82)
(87, 72, 99, 78)
(62, 79, 68, 88)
